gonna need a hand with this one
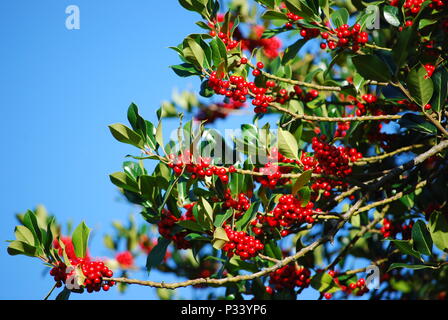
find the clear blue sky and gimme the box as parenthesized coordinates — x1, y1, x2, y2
(0, 0, 369, 300)
(0, 0, 213, 300)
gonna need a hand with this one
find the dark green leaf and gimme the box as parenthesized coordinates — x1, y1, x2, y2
(55, 288, 71, 300)
(282, 39, 307, 65)
(406, 66, 434, 106)
(352, 55, 392, 82)
(412, 220, 433, 256)
(399, 113, 437, 136)
(387, 263, 437, 272)
(389, 239, 422, 260)
(146, 237, 170, 271)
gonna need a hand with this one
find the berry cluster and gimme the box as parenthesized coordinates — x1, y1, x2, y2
(403, 0, 425, 14)
(252, 195, 320, 237)
(195, 100, 245, 124)
(168, 150, 233, 184)
(323, 24, 368, 51)
(380, 218, 413, 239)
(222, 189, 251, 218)
(298, 152, 317, 173)
(404, 0, 447, 15)
(254, 149, 297, 188)
(300, 27, 321, 40)
(292, 85, 319, 103)
(329, 271, 370, 297)
(284, 12, 303, 29)
(81, 260, 115, 293)
(221, 225, 264, 260)
(208, 14, 240, 51)
(424, 63, 435, 78)
(268, 264, 311, 291)
(50, 258, 115, 293)
(334, 120, 351, 138)
(208, 72, 259, 101)
(362, 93, 377, 104)
(311, 136, 363, 197)
(351, 94, 379, 116)
(158, 209, 193, 249)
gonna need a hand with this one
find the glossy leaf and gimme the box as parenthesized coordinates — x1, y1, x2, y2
(406, 66, 434, 107)
(71, 222, 90, 258)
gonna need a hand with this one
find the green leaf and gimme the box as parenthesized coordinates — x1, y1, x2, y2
(209, 37, 228, 68)
(284, 0, 321, 22)
(71, 222, 90, 258)
(7, 240, 38, 257)
(387, 263, 437, 272)
(235, 202, 259, 231)
(55, 288, 71, 300)
(170, 63, 201, 77)
(331, 8, 349, 28)
(310, 272, 341, 294)
(14, 226, 35, 246)
(127, 103, 146, 138)
(282, 39, 307, 65)
(399, 113, 437, 136)
(406, 66, 434, 106)
(430, 68, 448, 113)
(429, 211, 448, 251)
(178, 0, 207, 16)
(292, 170, 313, 195)
(213, 209, 233, 228)
(412, 220, 433, 256)
(277, 129, 299, 160)
(256, 0, 275, 8)
(155, 120, 164, 148)
(23, 210, 42, 245)
(392, 27, 416, 68)
(262, 10, 288, 22)
(43, 218, 55, 255)
(146, 237, 170, 271)
(198, 197, 214, 228)
(177, 220, 206, 233)
(109, 172, 140, 193)
(264, 240, 282, 261)
(109, 123, 145, 149)
(383, 5, 401, 27)
(419, 18, 437, 29)
(389, 239, 422, 260)
(261, 27, 289, 39)
(212, 227, 229, 250)
(138, 175, 161, 203)
(352, 55, 392, 82)
(184, 36, 207, 69)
